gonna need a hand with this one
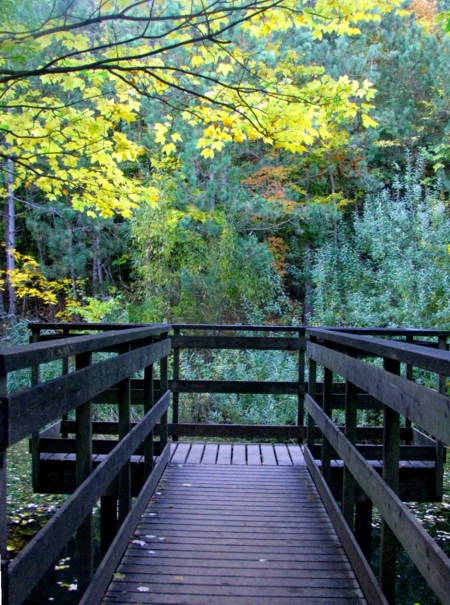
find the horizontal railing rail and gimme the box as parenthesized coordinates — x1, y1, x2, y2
(305, 327, 450, 605)
(0, 324, 172, 605)
(5, 322, 450, 605)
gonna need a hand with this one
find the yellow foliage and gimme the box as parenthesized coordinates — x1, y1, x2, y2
(2, 250, 72, 307)
(0, 0, 401, 216)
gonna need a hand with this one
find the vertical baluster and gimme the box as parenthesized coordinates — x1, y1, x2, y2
(342, 347, 358, 530)
(172, 327, 180, 442)
(144, 337, 154, 477)
(0, 371, 8, 601)
(75, 351, 93, 596)
(61, 326, 70, 439)
(30, 330, 41, 491)
(297, 331, 305, 444)
(436, 335, 446, 499)
(380, 357, 400, 604)
(403, 334, 413, 445)
(118, 343, 131, 525)
(321, 362, 333, 483)
(307, 336, 317, 455)
(160, 333, 169, 451)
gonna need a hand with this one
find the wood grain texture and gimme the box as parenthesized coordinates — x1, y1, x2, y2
(101, 464, 367, 605)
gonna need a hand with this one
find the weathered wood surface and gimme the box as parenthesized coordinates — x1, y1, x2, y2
(170, 379, 304, 394)
(308, 327, 450, 374)
(8, 392, 171, 605)
(173, 323, 303, 332)
(307, 340, 450, 445)
(172, 335, 305, 351)
(0, 325, 170, 373)
(1, 339, 171, 448)
(304, 447, 387, 605)
(80, 444, 171, 605)
(101, 464, 367, 605)
(305, 393, 450, 605)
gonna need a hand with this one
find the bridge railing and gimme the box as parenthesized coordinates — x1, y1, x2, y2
(305, 327, 450, 605)
(0, 324, 172, 605)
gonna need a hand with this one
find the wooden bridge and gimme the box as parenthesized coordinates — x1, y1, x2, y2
(0, 323, 449, 604)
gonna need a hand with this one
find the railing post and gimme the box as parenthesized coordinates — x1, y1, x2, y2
(160, 332, 169, 450)
(307, 335, 317, 454)
(436, 335, 446, 499)
(0, 371, 8, 602)
(297, 329, 305, 444)
(118, 343, 131, 526)
(321, 359, 333, 483)
(30, 329, 41, 491)
(144, 337, 155, 477)
(380, 357, 400, 604)
(61, 326, 70, 439)
(342, 347, 358, 530)
(75, 351, 93, 596)
(403, 334, 413, 445)
(172, 327, 180, 442)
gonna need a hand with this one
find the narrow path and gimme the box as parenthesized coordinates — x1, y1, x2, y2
(102, 461, 367, 604)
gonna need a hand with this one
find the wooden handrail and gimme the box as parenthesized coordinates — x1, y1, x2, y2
(0, 324, 171, 373)
(307, 327, 450, 374)
(305, 394, 450, 604)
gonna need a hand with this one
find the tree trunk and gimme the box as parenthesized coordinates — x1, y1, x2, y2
(304, 242, 312, 322)
(6, 157, 17, 317)
(328, 166, 338, 246)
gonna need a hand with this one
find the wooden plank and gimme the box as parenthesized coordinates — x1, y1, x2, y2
(307, 341, 450, 445)
(246, 444, 261, 466)
(307, 327, 450, 376)
(170, 443, 191, 464)
(172, 335, 305, 351)
(202, 443, 218, 464)
(288, 444, 305, 465)
(0, 324, 171, 373)
(118, 344, 132, 526)
(232, 444, 246, 465)
(304, 447, 388, 605)
(102, 464, 367, 605)
(2, 339, 171, 448)
(171, 379, 304, 394)
(380, 358, 400, 603)
(7, 392, 170, 605)
(342, 352, 358, 529)
(79, 444, 170, 605)
(171, 424, 305, 440)
(261, 444, 277, 466)
(305, 393, 450, 604)
(75, 351, 94, 595)
(217, 444, 232, 465)
(173, 323, 303, 332)
(185, 443, 204, 464)
(38, 439, 436, 461)
(274, 444, 292, 466)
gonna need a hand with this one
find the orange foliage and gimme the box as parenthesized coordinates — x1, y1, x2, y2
(243, 166, 295, 209)
(407, 0, 437, 28)
(267, 236, 289, 276)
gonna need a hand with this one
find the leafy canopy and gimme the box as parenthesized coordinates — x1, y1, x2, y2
(0, 0, 402, 217)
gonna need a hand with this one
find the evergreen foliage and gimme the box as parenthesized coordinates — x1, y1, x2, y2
(311, 155, 450, 327)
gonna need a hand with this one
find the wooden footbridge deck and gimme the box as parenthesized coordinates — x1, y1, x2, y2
(103, 461, 367, 605)
(0, 323, 450, 605)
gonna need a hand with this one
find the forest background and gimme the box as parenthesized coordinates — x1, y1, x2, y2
(3, 0, 450, 330)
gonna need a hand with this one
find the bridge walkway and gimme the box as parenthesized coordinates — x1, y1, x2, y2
(101, 443, 367, 605)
